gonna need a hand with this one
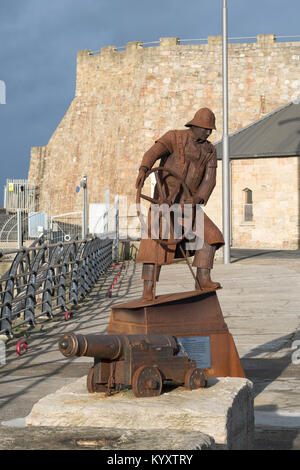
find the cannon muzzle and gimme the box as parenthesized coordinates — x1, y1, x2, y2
(58, 333, 123, 360)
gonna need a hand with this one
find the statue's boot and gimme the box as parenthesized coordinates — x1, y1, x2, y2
(193, 242, 221, 290)
(141, 263, 161, 301)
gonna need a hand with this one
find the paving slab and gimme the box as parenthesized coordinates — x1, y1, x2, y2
(1, 252, 300, 449)
(0, 425, 215, 450)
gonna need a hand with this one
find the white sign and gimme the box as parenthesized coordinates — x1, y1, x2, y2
(0, 341, 6, 367)
(89, 203, 108, 234)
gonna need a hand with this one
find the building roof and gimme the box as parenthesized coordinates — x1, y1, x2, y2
(215, 100, 300, 159)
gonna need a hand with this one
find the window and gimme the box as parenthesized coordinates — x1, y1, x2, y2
(243, 188, 253, 222)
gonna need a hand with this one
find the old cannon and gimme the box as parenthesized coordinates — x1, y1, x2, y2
(58, 333, 207, 397)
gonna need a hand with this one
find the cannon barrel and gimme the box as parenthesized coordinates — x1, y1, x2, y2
(58, 333, 179, 360)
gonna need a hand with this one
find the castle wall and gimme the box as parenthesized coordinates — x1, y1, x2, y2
(28, 35, 300, 247)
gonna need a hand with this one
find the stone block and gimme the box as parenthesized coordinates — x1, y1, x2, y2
(257, 34, 276, 45)
(77, 49, 93, 57)
(208, 36, 222, 46)
(126, 41, 143, 52)
(159, 37, 179, 47)
(100, 46, 117, 57)
(26, 376, 254, 450)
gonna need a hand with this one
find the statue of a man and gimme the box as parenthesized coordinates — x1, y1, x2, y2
(135, 108, 224, 301)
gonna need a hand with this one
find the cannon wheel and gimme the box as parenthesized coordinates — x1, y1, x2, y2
(184, 368, 207, 391)
(132, 365, 163, 398)
(87, 367, 108, 393)
(87, 367, 96, 393)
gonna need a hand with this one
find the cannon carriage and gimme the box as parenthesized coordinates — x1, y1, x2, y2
(58, 333, 207, 398)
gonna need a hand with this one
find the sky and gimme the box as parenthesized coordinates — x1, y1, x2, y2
(0, 0, 300, 206)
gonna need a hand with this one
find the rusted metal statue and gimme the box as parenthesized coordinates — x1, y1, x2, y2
(58, 333, 207, 397)
(107, 107, 245, 380)
(135, 108, 224, 301)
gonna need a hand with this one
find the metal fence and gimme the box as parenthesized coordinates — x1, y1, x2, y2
(4, 179, 36, 212)
(50, 212, 83, 243)
(0, 236, 113, 338)
(0, 196, 119, 251)
(0, 210, 48, 250)
(0, 212, 20, 248)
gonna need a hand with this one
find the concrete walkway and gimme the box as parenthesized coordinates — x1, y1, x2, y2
(1, 252, 300, 450)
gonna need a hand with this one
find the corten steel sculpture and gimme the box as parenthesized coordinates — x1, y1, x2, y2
(135, 107, 224, 302)
(58, 333, 207, 397)
(108, 108, 245, 379)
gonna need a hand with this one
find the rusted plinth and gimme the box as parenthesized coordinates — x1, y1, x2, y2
(108, 290, 245, 378)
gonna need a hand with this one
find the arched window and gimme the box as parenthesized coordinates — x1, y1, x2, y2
(243, 188, 253, 222)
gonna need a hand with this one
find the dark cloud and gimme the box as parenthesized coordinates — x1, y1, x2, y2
(1, 0, 300, 204)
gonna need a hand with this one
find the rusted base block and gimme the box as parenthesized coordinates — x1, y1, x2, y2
(108, 290, 245, 378)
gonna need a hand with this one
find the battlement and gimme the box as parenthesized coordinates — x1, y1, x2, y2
(75, 33, 300, 101)
(78, 34, 299, 57)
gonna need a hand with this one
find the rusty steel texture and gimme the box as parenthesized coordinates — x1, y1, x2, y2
(58, 333, 207, 398)
(132, 365, 163, 398)
(185, 367, 207, 390)
(135, 108, 224, 300)
(104, 111, 245, 380)
(108, 290, 246, 378)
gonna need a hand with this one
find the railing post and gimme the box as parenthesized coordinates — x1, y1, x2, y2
(17, 209, 23, 249)
(24, 246, 46, 326)
(81, 174, 88, 239)
(1, 277, 14, 338)
(114, 195, 119, 261)
(70, 244, 79, 305)
(57, 245, 71, 312)
(79, 241, 89, 298)
(42, 267, 54, 318)
(24, 272, 37, 327)
(1, 250, 25, 338)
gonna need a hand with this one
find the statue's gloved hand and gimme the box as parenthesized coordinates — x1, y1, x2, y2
(135, 166, 148, 189)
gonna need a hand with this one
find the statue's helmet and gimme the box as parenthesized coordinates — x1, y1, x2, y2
(185, 108, 216, 130)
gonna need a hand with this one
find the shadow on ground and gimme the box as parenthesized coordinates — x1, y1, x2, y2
(241, 332, 300, 450)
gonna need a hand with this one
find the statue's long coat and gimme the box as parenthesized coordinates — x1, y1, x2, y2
(136, 129, 224, 265)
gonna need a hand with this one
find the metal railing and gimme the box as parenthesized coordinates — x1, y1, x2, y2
(0, 236, 113, 338)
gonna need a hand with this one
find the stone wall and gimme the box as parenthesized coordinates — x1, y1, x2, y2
(28, 35, 300, 247)
(206, 156, 300, 249)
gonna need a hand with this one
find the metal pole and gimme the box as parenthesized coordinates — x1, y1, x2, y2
(105, 189, 110, 233)
(114, 195, 119, 261)
(3, 186, 6, 210)
(81, 174, 88, 239)
(17, 209, 22, 249)
(222, 0, 231, 264)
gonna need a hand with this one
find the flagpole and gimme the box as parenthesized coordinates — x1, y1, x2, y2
(222, 0, 231, 264)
